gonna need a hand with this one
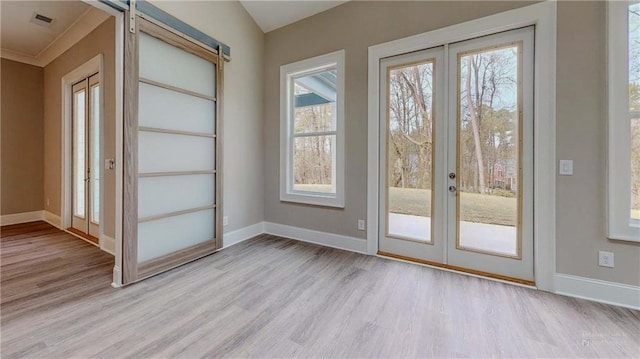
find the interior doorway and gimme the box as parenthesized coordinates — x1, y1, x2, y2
(69, 73, 101, 242)
(378, 27, 534, 284)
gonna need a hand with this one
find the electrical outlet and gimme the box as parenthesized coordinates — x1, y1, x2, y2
(357, 219, 365, 231)
(223, 216, 229, 226)
(559, 160, 573, 175)
(598, 251, 614, 268)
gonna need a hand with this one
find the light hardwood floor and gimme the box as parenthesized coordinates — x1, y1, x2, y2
(1, 221, 639, 358)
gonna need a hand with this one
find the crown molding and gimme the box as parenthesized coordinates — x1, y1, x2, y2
(0, 7, 110, 67)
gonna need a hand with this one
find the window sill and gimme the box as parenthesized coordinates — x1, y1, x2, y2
(280, 192, 344, 208)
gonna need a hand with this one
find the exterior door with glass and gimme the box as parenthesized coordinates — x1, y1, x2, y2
(71, 73, 100, 239)
(379, 27, 534, 283)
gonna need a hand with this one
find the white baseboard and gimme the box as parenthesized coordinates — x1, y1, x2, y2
(554, 273, 640, 310)
(43, 211, 62, 228)
(1, 210, 44, 226)
(111, 265, 122, 288)
(223, 221, 265, 249)
(100, 234, 116, 255)
(264, 222, 368, 254)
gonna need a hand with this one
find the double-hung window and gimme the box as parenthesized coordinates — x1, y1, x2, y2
(608, 1, 640, 241)
(280, 50, 345, 207)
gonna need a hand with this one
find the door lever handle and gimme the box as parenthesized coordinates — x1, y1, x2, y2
(448, 185, 457, 193)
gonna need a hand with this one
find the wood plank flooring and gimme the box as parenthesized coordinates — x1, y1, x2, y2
(2, 221, 639, 358)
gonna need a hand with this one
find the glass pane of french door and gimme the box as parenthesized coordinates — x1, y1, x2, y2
(457, 44, 521, 257)
(90, 82, 100, 224)
(387, 60, 435, 242)
(73, 86, 87, 219)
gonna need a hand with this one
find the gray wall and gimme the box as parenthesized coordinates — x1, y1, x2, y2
(152, 1, 265, 235)
(263, 1, 640, 285)
(555, 1, 640, 285)
(1, 59, 44, 215)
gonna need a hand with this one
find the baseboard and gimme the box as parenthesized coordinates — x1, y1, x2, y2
(264, 222, 368, 254)
(43, 211, 62, 229)
(111, 265, 122, 288)
(100, 234, 116, 255)
(554, 273, 640, 310)
(1, 210, 44, 226)
(223, 221, 265, 249)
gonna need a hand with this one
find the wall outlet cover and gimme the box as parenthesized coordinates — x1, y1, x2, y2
(598, 251, 614, 268)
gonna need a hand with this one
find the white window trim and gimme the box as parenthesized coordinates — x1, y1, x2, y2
(280, 50, 345, 208)
(608, 1, 640, 242)
(367, 1, 557, 291)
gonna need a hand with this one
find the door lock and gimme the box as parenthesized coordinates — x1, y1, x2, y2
(449, 185, 457, 193)
(449, 172, 456, 179)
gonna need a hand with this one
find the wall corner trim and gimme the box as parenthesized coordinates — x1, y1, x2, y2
(101, 235, 116, 255)
(264, 222, 368, 254)
(223, 221, 266, 249)
(43, 211, 62, 229)
(554, 273, 640, 310)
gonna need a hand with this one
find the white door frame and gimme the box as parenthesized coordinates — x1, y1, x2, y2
(367, 1, 557, 291)
(61, 54, 103, 240)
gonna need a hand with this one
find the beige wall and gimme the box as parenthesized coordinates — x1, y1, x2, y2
(263, 1, 640, 285)
(555, 1, 640, 285)
(1, 59, 44, 215)
(263, 1, 535, 238)
(151, 1, 265, 234)
(44, 17, 115, 237)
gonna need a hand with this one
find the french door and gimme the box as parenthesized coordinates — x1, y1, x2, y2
(123, 15, 223, 284)
(379, 27, 534, 283)
(71, 73, 100, 240)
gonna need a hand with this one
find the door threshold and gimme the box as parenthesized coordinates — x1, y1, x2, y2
(377, 251, 536, 287)
(66, 227, 99, 246)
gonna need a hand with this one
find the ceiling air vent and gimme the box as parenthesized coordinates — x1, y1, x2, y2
(30, 12, 54, 28)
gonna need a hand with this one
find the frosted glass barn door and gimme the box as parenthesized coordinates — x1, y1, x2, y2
(123, 16, 223, 283)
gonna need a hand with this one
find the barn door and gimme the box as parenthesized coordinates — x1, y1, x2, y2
(122, 14, 223, 284)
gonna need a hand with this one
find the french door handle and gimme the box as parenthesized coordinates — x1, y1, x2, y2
(449, 185, 457, 193)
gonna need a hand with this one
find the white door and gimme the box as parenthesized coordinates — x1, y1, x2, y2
(379, 27, 534, 283)
(378, 46, 446, 264)
(71, 73, 100, 239)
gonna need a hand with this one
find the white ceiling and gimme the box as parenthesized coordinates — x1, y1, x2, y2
(240, 0, 348, 33)
(1, 1, 91, 58)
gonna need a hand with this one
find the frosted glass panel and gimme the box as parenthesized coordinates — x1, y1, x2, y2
(138, 174, 214, 218)
(139, 82, 215, 134)
(137, 209, 215, 262)
(139, 32, 215, 97)
(138, 131, 214, 173)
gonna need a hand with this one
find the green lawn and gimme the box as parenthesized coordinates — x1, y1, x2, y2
(294, 184, 517, 227)
(388, 187, 516, 226)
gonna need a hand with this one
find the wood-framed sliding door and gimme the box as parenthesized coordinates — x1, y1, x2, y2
(123, 15, 223, 284)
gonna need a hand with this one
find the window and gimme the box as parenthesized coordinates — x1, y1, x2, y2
(608, 1, 640, 241)
(280, 50, 345, 207)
